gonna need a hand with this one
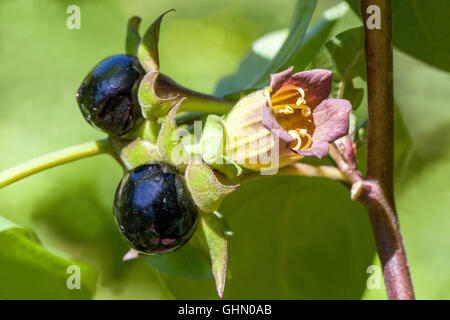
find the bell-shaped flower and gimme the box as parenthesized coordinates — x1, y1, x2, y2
(224, 67, 352, 171)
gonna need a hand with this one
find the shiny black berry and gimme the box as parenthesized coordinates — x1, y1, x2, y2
(114, 162, 198, 254)
(76, 54, 144, 136)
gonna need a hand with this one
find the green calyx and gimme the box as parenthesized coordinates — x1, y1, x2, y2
(185, 161, 239, 213)
(112, 98, 238, 298)
(116, 102, 240, 211)
(201, 115, 243, 181)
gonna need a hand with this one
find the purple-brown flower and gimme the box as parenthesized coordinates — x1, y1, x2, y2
(224, 67, 352, 171)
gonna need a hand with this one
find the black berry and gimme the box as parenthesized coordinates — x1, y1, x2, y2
(76, 54, 144, 136)
(114, 162, 198, 254)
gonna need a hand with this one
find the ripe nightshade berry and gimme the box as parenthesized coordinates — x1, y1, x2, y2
(114, 162, 198, 254)
(76, 54, 144, 136)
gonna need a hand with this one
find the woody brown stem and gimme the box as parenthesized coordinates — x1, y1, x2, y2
(330, 0, 415, 300)
(359, 0, 415, 300)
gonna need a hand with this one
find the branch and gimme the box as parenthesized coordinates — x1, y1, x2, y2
(359, 0, 415, 299)
(0, 138, 113, 189)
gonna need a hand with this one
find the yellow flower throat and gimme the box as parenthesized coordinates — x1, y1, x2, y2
(264, 85, 313, 151)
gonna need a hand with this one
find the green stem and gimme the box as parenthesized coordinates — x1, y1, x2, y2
(238, 163, 349, 184)
(159, 74, 234, 115)
(128, 120, 160, 143)
(0, 138, 113, 189)
(177, 94, 233, 115)
(278, 163, 349, 182)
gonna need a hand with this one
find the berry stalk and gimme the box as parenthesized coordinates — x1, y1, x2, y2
(0, 138, 113, 189)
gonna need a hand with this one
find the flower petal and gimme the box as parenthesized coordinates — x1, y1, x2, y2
(262, 104, 294, 147)
(269, 66, 294, 94)
(296, 98, 352, 158)
(286, 69, 332, 108)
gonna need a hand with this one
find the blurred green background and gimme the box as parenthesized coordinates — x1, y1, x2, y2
(0, 0, 449, 299)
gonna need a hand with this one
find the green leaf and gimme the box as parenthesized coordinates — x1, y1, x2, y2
(0, 216, 97, 299)
(281, 2, 351, 71)
(144, 242, 213, 280)
(394, 50, 450, 156)
(161, 176, 375, 299)
(344, 0, 359, 13)
(125, 16, 141, 56)
(308, 27, 366, 109)
(248, 0, 317, 88)
(392, 0, 450, 72)
(218, 0, 348, 96)
(138, 9, 174, 72)
(214, 29, 287, 96)
(346, 0, 450, 72)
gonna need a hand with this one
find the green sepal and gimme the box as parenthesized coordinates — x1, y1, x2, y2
(157, 100, 190, 172)
(138, 72, 181, 120)
(201, 115, 225, 164)
(135, 10, 233, 119)
(125, 16, 142, 56)
(189, 211, 229, 299)
(109, 137, 161, 170)
(137, 9, 174, 73)
(138, 71, 234, 120)
(185, 160, 239, 213)
(201, 115, 242, 181)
